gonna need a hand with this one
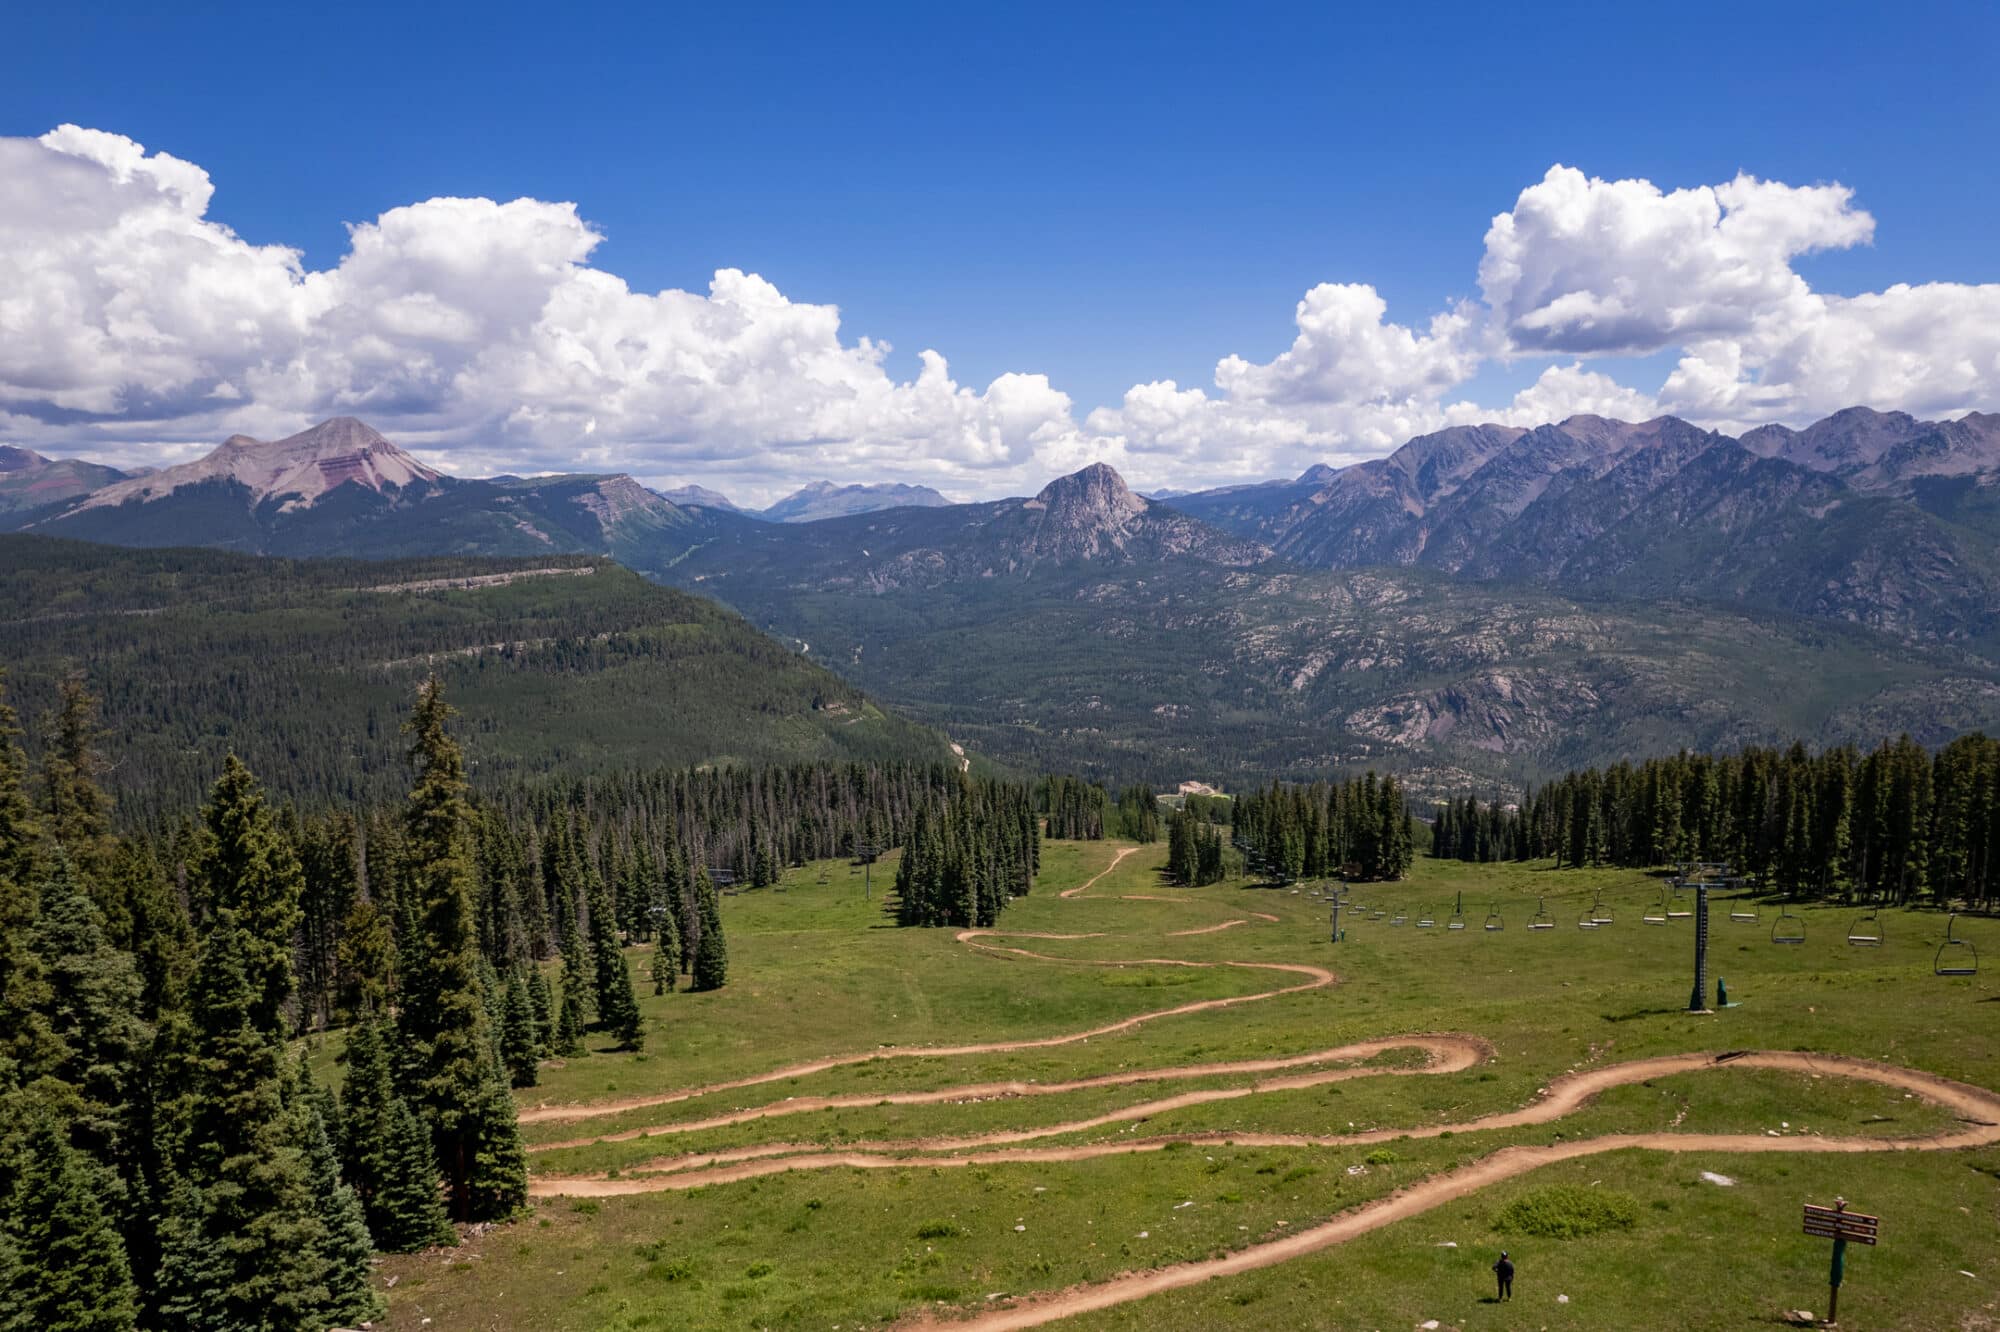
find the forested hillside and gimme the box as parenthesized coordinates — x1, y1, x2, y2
(0, 536, 957, 815)
(0, 666, 1044, 1324)
(1430, 731, 2000, 909)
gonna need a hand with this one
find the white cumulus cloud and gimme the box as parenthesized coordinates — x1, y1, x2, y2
(3, 130, 1997, 498)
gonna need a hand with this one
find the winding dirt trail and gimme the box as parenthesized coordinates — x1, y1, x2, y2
(1059, 845, 1138, 898)
(527, 1035, 1481, 1155)
(521, 847, 1318, 1129)
(903, 1050, 2000, 1331)
(518, 842, 2000, 1329)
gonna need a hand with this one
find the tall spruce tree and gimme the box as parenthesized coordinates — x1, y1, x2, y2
(171, 914, 332, 1330)
(500, 969, 541, 1087)
(39, 676, 112, 871)
(192, 756, 304, 1036)
(18, 850, 146, 1169)
(691, 871, 728, 991)
(395, 677, 522, 1221)
(304, 1105, 387, 1326)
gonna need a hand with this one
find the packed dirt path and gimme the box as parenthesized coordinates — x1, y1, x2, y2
(528, 840, 1312, 1120)
(530, 1047, 2000, 1200)
(527, 1034, 1483, 1154)
(1059, 845, 1138, 897)
(900, 1050, 2000, 1330)
(518, 842, 2000, 1329)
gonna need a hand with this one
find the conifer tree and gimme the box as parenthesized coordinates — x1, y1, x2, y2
(555, 957, 587, 1055)
(0, 1114, 139, 1332)
(500, 969, 541, 1087)
(336, 1019, 397, 1218)
(192, 755, 303, 1036)
(464, 1063, 529, 1220)
(334, 892, 394, 1021)
(19, 850, 146, 1166)
(171, 914, 332, 1329)
(370, 1098, 454, 1253)
(39, 676, 112, 871)
(395, 677, 520, 1221)
(691, 871, 728, 991)
(650, 925, 678, 995)
(527, 966, 555, 1051)
(304, 1105, 387, 1327)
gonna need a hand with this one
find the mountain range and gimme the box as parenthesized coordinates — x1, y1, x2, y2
(10, 405, 2000, 789)
(1167, 408, 2000, 642)
(659, 478, 950, 521)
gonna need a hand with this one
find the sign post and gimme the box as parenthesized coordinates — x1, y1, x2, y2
(1802, 1198, 1878, 1324)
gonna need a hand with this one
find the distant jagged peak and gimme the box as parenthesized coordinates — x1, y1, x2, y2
(71, 416, 440, 514)
(1027, 461, 1147, 520)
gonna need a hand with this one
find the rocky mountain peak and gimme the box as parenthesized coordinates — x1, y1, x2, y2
(69, 416, 440, 516)
(0, 445, 51, 472)
(1029, 462, 1146, 521)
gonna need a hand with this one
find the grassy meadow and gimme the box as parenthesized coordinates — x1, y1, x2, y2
(375, 840, 2000, 1331)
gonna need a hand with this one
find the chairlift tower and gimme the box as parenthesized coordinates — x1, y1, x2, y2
(855, 840, 880, 900)
(1687, 870, 1712, 1013)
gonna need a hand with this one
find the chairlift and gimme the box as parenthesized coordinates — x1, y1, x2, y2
(1771, 906, 1805, 945)
(1483, 903, 1504, 932)
(1576, 906, 1598, 931)
(1529, 897, 1555, 931)
(1370, 906, 1387, 921)
(1390, 906, 1408, 926)
(1729, 898, 1759, 923)
(1847, 907, 1883, 948)
(1445, 893, 1466, 931)
(1590, 891, 1616, 927)
(1935, 912, 1979, 977)
(1414, 905, 1435, 928)
(1643, 888, 1670, 926)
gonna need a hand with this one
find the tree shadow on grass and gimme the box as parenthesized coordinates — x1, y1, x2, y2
(1600, 1005, 1686, 1023)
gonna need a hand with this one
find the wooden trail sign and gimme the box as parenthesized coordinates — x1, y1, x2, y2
(1803, 1197, 1878, 1324)
(1802, 1202, 1879, 1244)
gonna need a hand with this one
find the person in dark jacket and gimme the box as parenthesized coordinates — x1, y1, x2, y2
(1492, 1251, 1515, 1300)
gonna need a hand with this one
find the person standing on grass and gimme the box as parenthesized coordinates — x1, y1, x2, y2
(1493, 1250, 1515, 1300)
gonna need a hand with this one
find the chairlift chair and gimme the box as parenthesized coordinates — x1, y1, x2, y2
(1771, 906, 1806, 945)
(1370, 906, 1387, 920)
(1529, 897, 1556, 930)
(1847, 908, 1884, 948)
(1935, 913, 1979, 977)
(1483, 903, 1504, 932)
(1415, 905, 1436, 928)
(1728, 886, 1759, 923)
(1390, 905, 1408, 926)
(1576, 906, 1598, 931)
(1445, 893, 1466, 930)
(1590, 892, 1616, 928)
(1643, 888, 1670, 926)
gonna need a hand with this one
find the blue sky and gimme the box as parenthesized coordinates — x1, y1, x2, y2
(5, 1, 1999, 497)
